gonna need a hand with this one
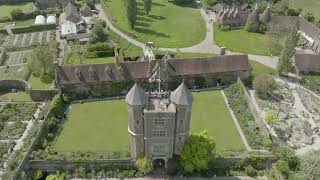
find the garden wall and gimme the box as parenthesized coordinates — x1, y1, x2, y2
(25, 159, 134, 172)
(0, 24, 56, 34)
(29, 89, 58, 102)
(0, 79, 31, 91)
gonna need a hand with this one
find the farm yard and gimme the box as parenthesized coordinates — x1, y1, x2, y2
(0, 31, 55, 49)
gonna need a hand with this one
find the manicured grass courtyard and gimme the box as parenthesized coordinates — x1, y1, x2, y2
(290, 0, 320, 17)
(0, 92, 31, 102)
(213, 25, 271, 56)
(190, 91, 245, 151)
(103, 0, 206, 48)
(53, 100, 129, 152)
(28, 74, 51, 90)
(249, 60, 276, 77)
(54, 91, 245, 152)
(0, 2, 33, 18)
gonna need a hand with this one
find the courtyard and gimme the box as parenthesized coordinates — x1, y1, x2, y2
(53, 91, 245, 152)
(103, 0, 206, 48)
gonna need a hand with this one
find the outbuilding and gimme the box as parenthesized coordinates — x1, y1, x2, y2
(35, 15, 46, 25)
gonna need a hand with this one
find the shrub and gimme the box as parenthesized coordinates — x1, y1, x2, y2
(275, 160, 290, 178)
(245, 165, 257, 177)
(32, 170, 44, 180)
(135, 155, 154, 175)
(253, 74, 278, 99)
(10, 9, 24, 20)
(84, 43, 114, 58)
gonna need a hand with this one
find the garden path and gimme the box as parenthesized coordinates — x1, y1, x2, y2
(96, 4, 278, 69)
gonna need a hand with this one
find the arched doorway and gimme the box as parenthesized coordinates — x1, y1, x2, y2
(153, 159, 166, 169)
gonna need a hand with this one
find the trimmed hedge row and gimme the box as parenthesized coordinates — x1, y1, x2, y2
(0, 24, 56, 34)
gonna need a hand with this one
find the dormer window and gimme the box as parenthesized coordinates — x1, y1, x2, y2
(74, 67, 81, 78)
(88, 66, 96, 80)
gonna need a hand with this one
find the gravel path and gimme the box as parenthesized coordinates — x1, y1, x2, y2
(96, 4, 278, 69)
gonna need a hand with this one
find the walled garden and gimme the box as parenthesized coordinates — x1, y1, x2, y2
(252, 78, 320, 151)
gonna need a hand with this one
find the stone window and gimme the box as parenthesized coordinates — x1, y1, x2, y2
(152, 130, 166, 137)
(153, 145, 165, 153)
(154, 119, 165, 126)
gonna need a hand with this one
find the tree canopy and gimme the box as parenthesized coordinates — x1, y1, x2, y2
(253, 74, 278, 99)
(180, 131, 216, 174)
(123, 0, 137, 29)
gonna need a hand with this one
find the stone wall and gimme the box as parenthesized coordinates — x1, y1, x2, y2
(26, 159, 134, 172)
(0, 79, 31, 91)
(29, 89, 59, 102)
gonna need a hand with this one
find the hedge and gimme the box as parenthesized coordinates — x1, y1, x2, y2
(0, 23, 56, 34)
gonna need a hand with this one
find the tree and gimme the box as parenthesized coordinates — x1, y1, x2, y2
(123, 0, 137, 29)
(27, 44, 55, 83)
(277, 22, 299, 75)
(91, 20, 108, 43)
(304, 12, 315, 23)
(135, 154, 154, 175)
(253, 74, 278, 99)
(180, 131, 216, 174)
(10, 9, 24, 20)
(143, 0, 152, 15)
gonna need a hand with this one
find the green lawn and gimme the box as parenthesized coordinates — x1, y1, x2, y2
(0, 2, 33, 18)
(54, 100, 129, 152)
(54, 91, 244, 152)
(28, 74, 51, 90)
(249, 60, 276, 77)
(0, 19, 34, 29)
(213, 25, 271, 56)
(0, 92, 31, 102)
(190, 91, 245, 151)
(290, 0, 320, 17)
(103, 0, 206, 48)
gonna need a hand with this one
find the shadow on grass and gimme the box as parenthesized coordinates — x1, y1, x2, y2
(136, 21, 151, 27)
(152, 2, 166, 7)
(149, 15, 166, 20)
(137, 16, 154, 22)
(134, 27, 170, 38)
(168, 0, 198, 8)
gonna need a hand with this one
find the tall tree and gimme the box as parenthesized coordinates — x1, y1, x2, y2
(277, 22, 299, 75)
(123, 0, 137, 29)
(143, 0, 152, 15)
(180, 131, 216, 173)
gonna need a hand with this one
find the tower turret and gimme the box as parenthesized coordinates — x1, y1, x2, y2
(126, 83, 147, 159)
(170, 82, 193, 154)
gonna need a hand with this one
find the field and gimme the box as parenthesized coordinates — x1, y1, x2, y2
(190, 91, 245, 151)
(213, 25, 271, 56)
(0, 65, 27, 80)
(0, 19, 34, 29)
(54, 91, 244, 152)
(5, 50, 32, 65)
(103, 0, 206, 48)
(0, 2, 33, 18)
(290, 0, 320, 17)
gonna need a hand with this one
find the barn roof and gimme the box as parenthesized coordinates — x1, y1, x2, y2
(294, 54, 320, 73)
(56, 55, 251, 85)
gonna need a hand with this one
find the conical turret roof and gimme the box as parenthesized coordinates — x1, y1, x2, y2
(248, 3, 260, 23)
(260, 3, 271, 23)
(126, 83, 147, 106)
(170, 82, 193, 106)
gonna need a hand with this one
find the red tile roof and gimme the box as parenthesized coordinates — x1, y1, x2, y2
(56, 55, 250, 85)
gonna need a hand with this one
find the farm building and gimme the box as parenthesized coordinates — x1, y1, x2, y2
(47, 15, 57, 24)
(35, 15, 46, 25)
(294, 54, 320, 75)
(55, 55, 251, 98)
